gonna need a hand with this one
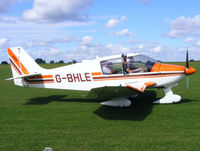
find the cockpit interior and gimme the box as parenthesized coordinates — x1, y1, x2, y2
(100, 54, 158, 75)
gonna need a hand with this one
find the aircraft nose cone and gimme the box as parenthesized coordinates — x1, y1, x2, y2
(185, 67, 196, 75)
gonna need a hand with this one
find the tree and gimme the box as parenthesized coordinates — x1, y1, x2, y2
(1, 61, 8, 64)
(50, 60, 54, 64)
(58, 60, 64, 64)
(72, 60, 77, 64)
(35, 58, 46, 64)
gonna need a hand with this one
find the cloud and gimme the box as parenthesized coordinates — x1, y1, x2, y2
(0, 38, 8, 47)
(165, 15, 200, 38)
(195, 39, 200, 46)
(105, 16, 126, 28)
(25, 39, 54, 48)
(23, 0, 93, 23)
(184, 37, 194, 43)
(57, 36, 81, 43)
(0, 16, 19, 24)
(0, 0, 19, 12)
(153, 46, 162, 53)
(73, 37, 132, 60)
(0, 38, 8, 52)
(110, 29, 135, 37)
(139, 0, 150, 3)
(81, 36, 93, 45)
(128, 38, 146, 44)
(135, 41, 160, 53)
(0, 15, 94, 62)
(137, 44, 144, 50)
(0, 15, 94, 43)
(31, 47, 67, 62)
(106, 44, 130, 54)
(105, 19, 119, 28)
(120, 16, 126, 22)
(183, 37, 200, 47)
(185, 38, 200, 47)
(165, 29, 190, 38)
(25, 36, 81, 48)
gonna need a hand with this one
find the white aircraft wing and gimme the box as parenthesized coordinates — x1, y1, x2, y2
(88, 81, 156, 99)
(88, 86, 138, 99)
(125, 81, 156, 93)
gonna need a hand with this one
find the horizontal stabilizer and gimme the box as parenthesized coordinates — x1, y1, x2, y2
(126, 81, 156, 93)
(6, 73, 41, 81)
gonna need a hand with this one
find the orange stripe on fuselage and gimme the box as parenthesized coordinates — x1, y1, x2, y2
(91, 72, 102, 76)
(92, 73, 183, 81)
(8, 48, 29, 75)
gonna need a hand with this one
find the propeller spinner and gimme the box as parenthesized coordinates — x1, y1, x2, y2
(185, 50, 196, 75)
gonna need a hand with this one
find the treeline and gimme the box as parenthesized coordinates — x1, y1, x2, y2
(1, 59, 199, 65)
(0, 59, 77, 65)
(35, 58, 77, 64)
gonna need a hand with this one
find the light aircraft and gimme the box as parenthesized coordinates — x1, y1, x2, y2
(6, 47, 196, 107)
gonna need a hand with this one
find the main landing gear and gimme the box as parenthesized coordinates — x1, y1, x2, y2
(153, 84, 181, 104)
(100, 84, 181, 107)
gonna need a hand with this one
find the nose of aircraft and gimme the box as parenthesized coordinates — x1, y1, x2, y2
(185, 67, 196, 75)
(151, 62, 196, 76)
(151, 51, 196, 76)
(158, 63, 186, 72)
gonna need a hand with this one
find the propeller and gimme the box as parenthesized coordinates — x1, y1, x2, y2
(186, 49, 189, 68)
(184, 50, 196, 89)
(186, 50, 189, 89)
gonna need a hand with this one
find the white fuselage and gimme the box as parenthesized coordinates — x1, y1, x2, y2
(23, 59, 185, 91)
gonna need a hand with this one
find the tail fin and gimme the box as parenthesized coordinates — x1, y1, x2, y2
(8, 47, 44, 86)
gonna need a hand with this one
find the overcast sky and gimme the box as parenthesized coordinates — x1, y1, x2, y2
(0, 0, 200, 62)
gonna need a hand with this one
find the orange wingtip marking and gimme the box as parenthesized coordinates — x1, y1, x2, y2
(126, 85, 144, 93)
(126, 82, 155, 93)
(8, 48, 29, 74)
(144, 81, 156, 87)
(91, 72, 102, 76)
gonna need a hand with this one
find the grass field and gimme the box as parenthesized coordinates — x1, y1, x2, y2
(0, 62, 199, 151)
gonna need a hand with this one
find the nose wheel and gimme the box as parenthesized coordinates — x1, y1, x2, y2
(153, 84, 181, 104)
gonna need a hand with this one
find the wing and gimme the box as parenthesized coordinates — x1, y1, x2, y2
(88, 81, 156, 99)
(125, 81, 156, 93)
(88, 86, 138, 99)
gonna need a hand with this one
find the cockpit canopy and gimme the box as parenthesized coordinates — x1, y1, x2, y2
(100, 54, 158, 75)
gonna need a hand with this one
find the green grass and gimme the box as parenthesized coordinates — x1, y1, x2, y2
(0, 62, 200, 151)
